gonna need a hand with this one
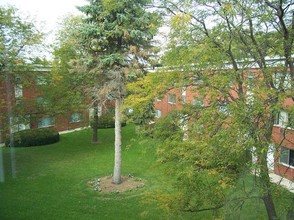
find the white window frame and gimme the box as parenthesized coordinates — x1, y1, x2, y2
(14, 77, 23, 98)
(279, 147, 294, 167)
(179, 114, 188, 131)
(38, 117, 55, 128)
(246, 72, 255, 105)
(274, 111, 293, 129)
(36, 75, 48, 85)
(11, 116, 30, 133)
(167, 93, 176, 104)
(218, 101, 230, 115)
(182, 87, 186, 104)
(273, 72, 291, 90)
(193, 98, 204, 107)
(70, 112, 83, 123)
(155, 109, 162, 118)
(192, 73, 203, 85)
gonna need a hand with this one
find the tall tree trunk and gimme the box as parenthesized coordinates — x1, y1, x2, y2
(259, 149, 277, 220)
(112, 97, 122, 184)
(5, 71, 16, 178)
(92, 99, 99, 144)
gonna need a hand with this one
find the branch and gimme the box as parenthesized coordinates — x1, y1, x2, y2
(183, 204, 224, 213)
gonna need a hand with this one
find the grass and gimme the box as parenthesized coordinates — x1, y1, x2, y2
(0, 125, 165, 219)
(0, 125, 293, 219)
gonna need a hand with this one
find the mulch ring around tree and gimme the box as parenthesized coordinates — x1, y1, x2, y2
(88, 175, 145, 193)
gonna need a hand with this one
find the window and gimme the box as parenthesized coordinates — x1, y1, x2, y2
(11, 116, 30, 133)
(70, 112, 83, 123)
(193, 98, 204, 107)
(279, 147, 294, 167)
(36, 96, 49, 106)
(218, 101, 230, 115)
(36, 75, 48, 85)
(167, 94, 176, 104)
(273, 72, 291, 90)
(274, 111, 294, 129)
(246, 72, 255, 105)
(182, 87, 186, 104)
(247, 72, 255, 80)
(179, 114, 188, 131)
(14, 76, 23, 98)
(15, 98, 23, 106)
(192, 73, 203, 85)
(38, 117, 54, 128)
(155, 109, 162, 118)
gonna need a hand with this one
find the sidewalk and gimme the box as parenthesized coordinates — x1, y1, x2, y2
(269, 172, 294, 193)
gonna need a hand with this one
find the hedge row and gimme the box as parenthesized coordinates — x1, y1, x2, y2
(5, 128, 60, 147)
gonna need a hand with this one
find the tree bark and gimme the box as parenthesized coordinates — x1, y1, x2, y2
(259, 150, 277, 220)
(112, 97, 122, 184)
(5, 71, 16, 178)
(92, 99, 99, 144)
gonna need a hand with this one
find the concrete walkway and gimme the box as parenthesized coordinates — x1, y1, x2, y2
(269, 172, 294, 193)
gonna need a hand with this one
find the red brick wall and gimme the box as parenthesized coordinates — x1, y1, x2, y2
(0, 71, 90, 143)
(154, 85, 294, 180)
(154, 85, 202, 117)
(30, 111, 90, 132)
(274, 164, 294, 181)
(273, 126, 294, 180)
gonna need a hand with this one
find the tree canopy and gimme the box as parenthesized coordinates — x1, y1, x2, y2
(125, 0, 294, 219)
(78, 0, 161, 184)
(0, 5, 45, 144)
(0, 5, 44, 72)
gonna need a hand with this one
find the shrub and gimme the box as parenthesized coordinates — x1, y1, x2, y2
(91, 113, 126, 129)
(5, 128, 59, 147)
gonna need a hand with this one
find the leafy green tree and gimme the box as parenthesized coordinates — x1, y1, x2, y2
(52, 14, 115, 144)
(126, 0, 294, 219)
(78, 0, 160, 184)
(49, 15, 94, 136)
(0, 6, 43, 72)
(0, 5, 44, 144)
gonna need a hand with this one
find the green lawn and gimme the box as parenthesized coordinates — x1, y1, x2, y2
(0, 125, 199, 220)
(0, 125, 292, 219)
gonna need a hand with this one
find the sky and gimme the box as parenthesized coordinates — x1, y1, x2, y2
(0, 0, 87, 41)
(0, 0, 168, 57)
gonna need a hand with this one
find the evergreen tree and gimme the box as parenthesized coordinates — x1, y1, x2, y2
(78, 0, 160, 184)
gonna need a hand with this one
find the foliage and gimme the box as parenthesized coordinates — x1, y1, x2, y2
(5, 128, 59, 147)
(0, 126, 169, 219)
(0, 5, 45, 144)
(48, 15, 90, 116)
(90, 112, 127, 128)
(0, 126, 292, 219)
(0, 5, 44, 72)
(77, 0, 162, 100)
(126, 0, 294, 218)
(78, 0, 161, 67)
(124, 69, 185, 124)
(78, 0, 161, 183)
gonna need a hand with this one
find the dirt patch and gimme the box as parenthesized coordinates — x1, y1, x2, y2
(88, 176, 144, 193)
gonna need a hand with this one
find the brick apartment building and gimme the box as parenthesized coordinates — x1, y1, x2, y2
(0, 66, 90, 144)
(154, 69, 294, 181)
